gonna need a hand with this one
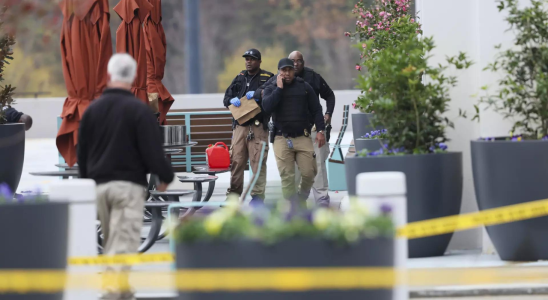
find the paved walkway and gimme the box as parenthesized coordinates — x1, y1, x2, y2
(19, 136, 352, 205)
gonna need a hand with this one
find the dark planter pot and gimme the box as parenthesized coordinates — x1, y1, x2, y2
(176, 238, 394, 300)
(0, 202, 69, 300)
(472, 140, 548, 261)
(351, 113, 383, 140)
(0, 123, 25, 196)
(354, 139, 387, 153)
(345, 153, 463, 258)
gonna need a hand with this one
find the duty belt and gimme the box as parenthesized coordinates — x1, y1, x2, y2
(276, 132, 305, 138)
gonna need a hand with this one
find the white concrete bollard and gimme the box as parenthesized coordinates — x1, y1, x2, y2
(49, 179, 97, 300)
(356, 172, 408, 300)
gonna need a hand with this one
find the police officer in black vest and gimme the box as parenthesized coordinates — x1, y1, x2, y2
(223, 49, 274, 205)
(288, 51, 335, 207)
(262, 58, 326, 203)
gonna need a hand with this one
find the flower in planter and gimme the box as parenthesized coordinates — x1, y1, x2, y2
(0, 183, 12, 200)
(429, 142, 448, 153)
(348, 0, 422, 114)
(0, 183, 47, 204)
(356, 32, 472, 155)
(361, 129, 388, 139)
(175, 201, 395, 246)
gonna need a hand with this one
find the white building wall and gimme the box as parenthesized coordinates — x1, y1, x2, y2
(14, 90, 362, 139)
(417, 0, 526, 252)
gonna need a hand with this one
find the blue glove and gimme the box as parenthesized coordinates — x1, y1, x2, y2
(230, 97, 241, 107)
(246, 91, 255, 100)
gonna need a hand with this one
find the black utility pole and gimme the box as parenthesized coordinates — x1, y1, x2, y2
(184, 0, 203, 93)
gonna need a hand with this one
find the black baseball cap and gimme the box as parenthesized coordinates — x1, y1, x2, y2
(278, 58, 295, 70)
(243, 49, 261, 60)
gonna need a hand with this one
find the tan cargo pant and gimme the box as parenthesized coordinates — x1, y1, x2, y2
(97, 181, 146, 300)
(273, 135, 317, 200)
(295, 130, 330, 206)
(227, 124, 269, 198)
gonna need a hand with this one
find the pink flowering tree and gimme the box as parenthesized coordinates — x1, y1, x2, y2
(346, 0, 422, 112)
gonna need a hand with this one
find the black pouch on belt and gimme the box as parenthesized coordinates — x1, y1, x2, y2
(326, 124, 332, 142)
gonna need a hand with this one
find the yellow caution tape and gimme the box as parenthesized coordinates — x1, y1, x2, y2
(66, 198, 548, 266)
(397, 198, 548, 239)
(1, 267, 548, 292)
(68, 252, 174, 265)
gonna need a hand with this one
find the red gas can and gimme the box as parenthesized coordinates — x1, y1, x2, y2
(206, 142, 231, 169)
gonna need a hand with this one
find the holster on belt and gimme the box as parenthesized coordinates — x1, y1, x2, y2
(268, 122, 275, 144)
(326, 124, 332, 142)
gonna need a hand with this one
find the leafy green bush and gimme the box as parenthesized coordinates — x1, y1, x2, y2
(356, 34, 472, 154)
(347, 0, 422, 112)
(0, 6, 16, 125)
(476, 0, 548, 139)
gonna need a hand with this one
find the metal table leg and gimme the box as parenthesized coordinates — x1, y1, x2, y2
(193, 182, 203, 202)
(138, 206, 162, 253)
(202, 173, 216, 202)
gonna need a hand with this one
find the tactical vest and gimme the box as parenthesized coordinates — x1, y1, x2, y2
(273, 78, 310, 134)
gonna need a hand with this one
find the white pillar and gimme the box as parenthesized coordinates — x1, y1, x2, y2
(356, 172, 408, 300)
(49, 179, 97, 300)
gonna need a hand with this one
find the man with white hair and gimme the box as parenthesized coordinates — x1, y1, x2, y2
(78, 53, 174, 300)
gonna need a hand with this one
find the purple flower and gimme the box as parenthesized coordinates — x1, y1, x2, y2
(439, 143, 448, 151)
(543, 136, 548, 141)
(253, 216, 265, 227)
(382, 129, 388, 133)
(380, 203, 392, 214)
(429, 145, 435, 152)
(0, 183, 13, 200)
(304, 211, 314, 223)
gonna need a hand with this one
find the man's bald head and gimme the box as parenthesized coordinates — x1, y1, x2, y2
(288, 51, 305, 74)
(19, 114, 32, 131)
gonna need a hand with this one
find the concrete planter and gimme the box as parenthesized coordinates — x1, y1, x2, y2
(351, 113, 382, 141)
(176, 238, 394, 299)
(345, 153, 463, 258)
(0, 202, 69, 300)
(472, 140, 548, 261)
(354, 138, 387, 153)
(0, 123, 25, 196)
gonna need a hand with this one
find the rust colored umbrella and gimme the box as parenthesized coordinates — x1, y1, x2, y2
(143, 0, 174, 125)
(114, 0, 152, 104)
(57, 0, 112, 167)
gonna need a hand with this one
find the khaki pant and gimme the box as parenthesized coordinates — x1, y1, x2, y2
(227, 124, 269, 198)
(295, 130, 330, 206)
(273, 135, 317, 200)
(97, 181, 146, 300)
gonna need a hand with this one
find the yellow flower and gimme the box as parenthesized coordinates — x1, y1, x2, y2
(313, 208, 332, 230)
(204, 217, 224, 236)
(341, 212, 364, 231)
(348, 198, 369, 216)
(204, 210, 228, 236)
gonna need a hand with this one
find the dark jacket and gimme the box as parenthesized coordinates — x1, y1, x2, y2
(2, 107, 23, 123)
(297, 67, 335, 116)
(223, 69, 274, 128)
(262, 76, 325, 134)
(77, 88, 174, 187)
